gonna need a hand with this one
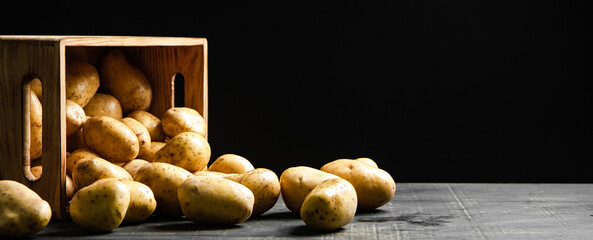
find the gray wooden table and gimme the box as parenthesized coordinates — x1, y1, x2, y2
(30, 183, 593, 239)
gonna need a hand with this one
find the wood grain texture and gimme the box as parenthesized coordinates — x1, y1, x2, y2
(0, 37, 67, 219)
(28, 183, 593, 239)
(1, 36, 207, 219)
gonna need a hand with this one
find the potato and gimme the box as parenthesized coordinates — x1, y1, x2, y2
(29, 90, 42, 160)
(300, 178, 357, 231)
(178, 176, 254, 225)
(320, 159, 396, 210)
(67, 149, 100, 176)
(279, 166, 340, 213)
(153, 132, 211, 172)
(30, 77, 42, 99)
(72, 157, 133, 190)
(209, 154, 254, 174)
(120, 180, 156, 223)
(134, 162, 193, 217)
(66, 99, 86, 137)
(65, 174, 77, 200)
(161, 107, 206, 138)
(355, 157, 378, 168)
(31, 165, 42, 178)
(83, 93, 123, 119)
(83, 116, 140, 163)
(66, 61, 100, 108)
(121, 159, 151, 179)
(120, 117, 151, 156)
(100, 49, 152, 113)
(224, 168, 280, 216)
(127, 110, 166, 142)
(193, 170, 230, 177)
(0, 180, 51, 237)
(67, 128, 87, 152)
(137, 141, 166, 162)
(70, 178, 130, 232)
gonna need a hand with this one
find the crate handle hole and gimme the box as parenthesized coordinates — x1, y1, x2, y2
(22, 77, 43, 182)
(172, 73, 185, 107)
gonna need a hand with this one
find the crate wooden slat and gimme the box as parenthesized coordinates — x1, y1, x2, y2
(0, 36, 208, 219)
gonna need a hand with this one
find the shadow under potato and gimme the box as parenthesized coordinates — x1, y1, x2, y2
(289, 225, 345, 236)
(149, 222, 243, 231)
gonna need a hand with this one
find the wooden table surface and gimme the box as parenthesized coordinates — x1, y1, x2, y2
(29, 183, 593, 239)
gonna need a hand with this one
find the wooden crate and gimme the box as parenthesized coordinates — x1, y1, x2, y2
(0, 36, 208, 219)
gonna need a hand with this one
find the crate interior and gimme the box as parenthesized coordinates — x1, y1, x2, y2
(64, 45, 207, 121)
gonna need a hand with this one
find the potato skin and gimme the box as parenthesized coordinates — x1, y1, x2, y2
(280, 166, 340, 213)
(178, 176, 254, 225)
(100, 49, 152, 113)
(120, 117, 151, 156)
(70, 179, 130, 232)
(67, 149, 100, 176)
(83, 116, 140, 163)
(224, 168, 280, 217)
(138, 141, 166, 162)
(355, 157, 378, 168)
(66, 61, 100, 108)
(120, 180, 157, 223)
(121, 159, 151, 179)
(29, 90, 43, 160)
(66, 99, 86, 137)
(72, 157, 133, 190)
(67, 128, 87, 152)
(161, 107, 206, 138)
(30, 77, 42, 99)
(153, 132, 211, 172)
(209, 154, 254, 174)
(134, 162, 193, 217)
(320, 159, 396, 210)
(127, 110, 166, 142)
(301, 178, 358, 231)
(0, 180, 52, 237)
(83, 93, 123, 119)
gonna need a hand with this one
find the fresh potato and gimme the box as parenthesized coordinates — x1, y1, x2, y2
(66, 174, 77, 200)
(100, 49, 152, 113)
(120, 117, 151, 156)
(209, 154, 254, 174)
(83, 93, 123, 119)
(120, 180, 156, 223)
(320, 159, 395, 210)
(66, 61, 100, 108)
(67, 128, 87, 152)
(121, 159, 151, 179)
(224, 168, 280, 216)
(66, 99, 86, 137)
(83, 116, 140, 163)
(193, 170, 230, 177)
(178, 176, 254, 225)
(161, 107, 206, 138)
(137, 141, 166, 162)
(280, 166, 340, 214)
(70, 178, 130, 232)
(134, 162, 193, 217)
(153, 132, 210, 172)
(67, 149, 100, 176)
(301, 178, 357, 231)
(31, 165, 42, 178)
(72, 157, 133, 190)
(0, 180, 51, 237)
(30, 77, 42, 99)
(29, 90, 42, 160)
(127, 110, 166, 142)
(355, 157, 378, 168)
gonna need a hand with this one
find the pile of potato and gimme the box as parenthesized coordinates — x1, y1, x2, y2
(0, 48, 396, 237)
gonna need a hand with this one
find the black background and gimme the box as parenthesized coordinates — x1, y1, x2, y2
(2, 1, 591, 182)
